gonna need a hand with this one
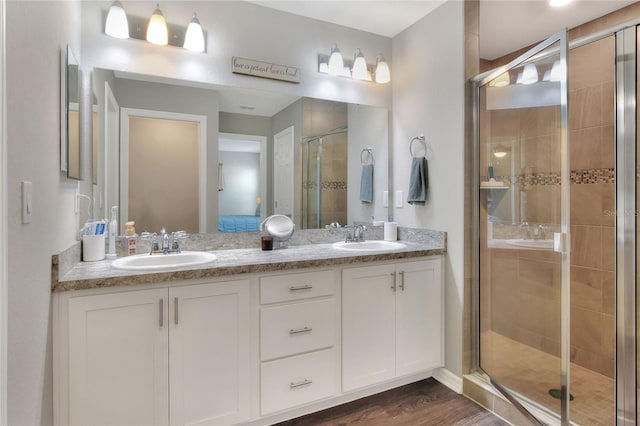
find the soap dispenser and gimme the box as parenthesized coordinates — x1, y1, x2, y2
(124, 221, 138, 255)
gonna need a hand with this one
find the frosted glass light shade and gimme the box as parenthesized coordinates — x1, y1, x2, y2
(549, 60, 563, 82)
(184, 14, 205, 52)
(352, 48, 368, 81)
(490, 72, 510, 87)
(328, 44, 344, 76)
(521, 63, 538, 85)
(375, 55, 390, 84)
(105, 1, 129, 39)
(146, 4, 168, 46)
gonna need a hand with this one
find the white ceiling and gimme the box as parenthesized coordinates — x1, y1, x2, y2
(251, 0, 636, 60)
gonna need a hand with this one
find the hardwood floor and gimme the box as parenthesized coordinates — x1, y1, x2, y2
(276, 378, 509, 426)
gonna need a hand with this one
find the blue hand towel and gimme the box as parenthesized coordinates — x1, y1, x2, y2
(360, 164, 374, 203)
(408, 157, 428, 205)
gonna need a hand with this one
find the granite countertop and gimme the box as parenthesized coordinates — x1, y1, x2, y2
(52, 227, 446, 292)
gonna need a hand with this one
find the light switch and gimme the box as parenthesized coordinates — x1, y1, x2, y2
(383, 191, 389, 207)
(22, 181, 32, 224)
(395, 190, 403, 208)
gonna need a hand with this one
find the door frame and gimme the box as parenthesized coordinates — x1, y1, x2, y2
(471, 30, 570, 425)
(218, 132, 268, 222)
(120, 108, 207, 233)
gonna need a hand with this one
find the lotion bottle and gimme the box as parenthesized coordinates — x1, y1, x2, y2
(106, 206, 118, 258)
(125, 221, 138, 255)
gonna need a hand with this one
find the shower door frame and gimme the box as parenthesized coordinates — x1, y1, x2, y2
(472, 19, 640, 426)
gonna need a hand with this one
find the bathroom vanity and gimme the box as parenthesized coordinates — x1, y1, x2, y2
(51, 229, 445, 426)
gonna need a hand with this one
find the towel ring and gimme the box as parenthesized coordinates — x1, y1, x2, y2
(409, 135, 432, 160)
(361, 148, 374, 165)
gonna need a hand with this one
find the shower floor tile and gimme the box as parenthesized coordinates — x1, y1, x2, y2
(481, 331, 614, 425)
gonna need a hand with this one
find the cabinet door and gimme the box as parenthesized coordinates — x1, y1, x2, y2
(68, 288, 169, 426)
(169, 280, 250, 426)
(342, 264, 396, 392)
(396, 258, 443, 376)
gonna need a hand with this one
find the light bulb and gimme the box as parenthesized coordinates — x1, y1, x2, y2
(146, 4, 168, 46)
(375, 55, 390, 84)
(352, 48, 368, 81)
(521, 63, 538, 85)
(184, 13, 205, 52)
(328, 44, 344, 76)
(105, 1, 129, 39)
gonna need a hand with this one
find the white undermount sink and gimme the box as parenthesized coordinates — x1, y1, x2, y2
(332, 240, 407, 251)
(111, 251, 217, 271)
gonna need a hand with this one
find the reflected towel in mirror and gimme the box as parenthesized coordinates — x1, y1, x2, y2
(360, 164, 374, 203)
(408, 157, 428, 205)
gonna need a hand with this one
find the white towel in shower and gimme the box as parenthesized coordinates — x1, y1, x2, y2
(360, 164, 374, 203)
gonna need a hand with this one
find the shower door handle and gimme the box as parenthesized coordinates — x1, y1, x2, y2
(553, 232, 567, 253)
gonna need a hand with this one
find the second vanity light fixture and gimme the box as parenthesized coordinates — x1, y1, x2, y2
(318, 43, 391, 84)
(104, 1, 206, 53)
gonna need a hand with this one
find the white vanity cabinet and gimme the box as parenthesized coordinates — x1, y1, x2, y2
(59, 279, 250, 426)
(341, 258, 443, 392)
(259, 269, 339, 415)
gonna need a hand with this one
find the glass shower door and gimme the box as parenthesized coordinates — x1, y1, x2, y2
(476, 31, 570, 424)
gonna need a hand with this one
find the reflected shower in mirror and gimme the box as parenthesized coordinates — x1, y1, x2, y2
(91, 68, 389, 234)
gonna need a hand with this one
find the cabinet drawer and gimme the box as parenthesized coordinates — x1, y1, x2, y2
(260, 270, 334, 304)
(261, 299, 335, 360)
(261, 348, 336, 415)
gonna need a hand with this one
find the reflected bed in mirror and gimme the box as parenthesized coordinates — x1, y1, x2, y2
(91, 69, 389, 234)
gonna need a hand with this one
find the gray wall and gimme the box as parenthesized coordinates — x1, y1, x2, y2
(7, 1, 81, 424)
(391, 1, 466, 376)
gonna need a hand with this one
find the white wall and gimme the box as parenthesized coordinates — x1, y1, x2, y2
(391, 0, 465, 376)
(6, 1, 81, 424)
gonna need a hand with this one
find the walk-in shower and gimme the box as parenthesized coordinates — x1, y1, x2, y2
(301, 127, 348, 229)
(473, 20, 640, 425)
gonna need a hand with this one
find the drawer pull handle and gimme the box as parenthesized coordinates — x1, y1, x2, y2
(289, 285, 313, 292)
(391, 272, 396, 291)
(399, 271, 405, 291)
(159, 299, 164, 327)
(289, 326, 312, 335)
(290, 379, 313, 389)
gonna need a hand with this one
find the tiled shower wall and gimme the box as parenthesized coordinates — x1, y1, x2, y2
(482, 35, 615, 378)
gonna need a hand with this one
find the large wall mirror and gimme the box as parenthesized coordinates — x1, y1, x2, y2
(91, 69, 389, 235)
(61, 45, 80, 179)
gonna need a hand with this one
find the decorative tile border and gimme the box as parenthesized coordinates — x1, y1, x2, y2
(302, 181, 347, 190)
(486, 168, 616, 187)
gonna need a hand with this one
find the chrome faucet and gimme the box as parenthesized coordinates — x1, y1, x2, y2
(141, 229, 189, 255)
(345, 224, 367, 242)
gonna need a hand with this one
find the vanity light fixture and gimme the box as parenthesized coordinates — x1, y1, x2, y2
(183, 13, 205, 52)
(105, 1, 129, 39)
(374, 55, 391, 84)
(328, 43, 345, 76)
(146, 4, 168, 46)
(520, 63, 538, 85)
(351, 48, 369, 81)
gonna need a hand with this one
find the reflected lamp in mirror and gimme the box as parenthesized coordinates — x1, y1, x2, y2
(105, 1, 129, 39)
(104, 2, 206, 52)
(493, 144, 510, 158)
(61, 45, 81, 179)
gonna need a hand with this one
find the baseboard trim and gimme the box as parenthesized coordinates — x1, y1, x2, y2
(432, 368, 463, 393)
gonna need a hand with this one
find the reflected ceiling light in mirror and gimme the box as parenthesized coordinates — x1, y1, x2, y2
(375, 55, 390, 84)
(328, 43, 344, 76)
(184, 13, 205, 52)
(516, 72, 523, 84)
(351, 48, 368, 81)
(105, 1, 129, 39)
(146, 4, 168, 46)
(521, 63, 538, 85)
(549, 60, 563, 82)
(489, 72, 510, 87)
(493, 144, 510, 158)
